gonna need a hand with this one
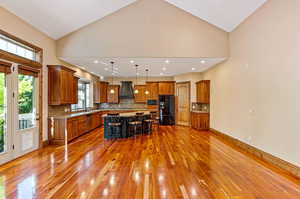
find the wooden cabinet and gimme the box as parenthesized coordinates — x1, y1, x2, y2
(134, 85, 147, 103)
(196, 80, 210, 104)
(72, 76, 79, 104)
(94, 81, 108, 103)
(191, 112, 209, 130)
(107, 85, 120, 104)
(158, 81, 175, 95)
(67, 117, 78, 141)
(77, 115, 88, 135)
(48, 65, 78, 105)
(50, 111, 103, 145)
(146, 82, 159, 100)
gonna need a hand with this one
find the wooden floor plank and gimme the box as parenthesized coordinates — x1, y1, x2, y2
(0, 126, 299, 198)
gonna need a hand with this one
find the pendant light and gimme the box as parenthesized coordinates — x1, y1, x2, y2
(109, 61, 115, 94)
(134, 65, 139, 94)
(145, 68, 149, 95)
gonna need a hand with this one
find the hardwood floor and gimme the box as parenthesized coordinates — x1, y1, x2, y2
(1, 126, 300, 198)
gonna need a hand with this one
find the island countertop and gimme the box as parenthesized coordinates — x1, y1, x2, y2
(102, 111, 151, 118)
(49, 109, 149, 119)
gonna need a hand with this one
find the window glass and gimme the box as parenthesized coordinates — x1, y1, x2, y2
(18, 74, 36, 130)
(0, 34, 37, 62)
(71, 81, 91, 111)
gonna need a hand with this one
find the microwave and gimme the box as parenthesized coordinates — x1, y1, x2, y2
(147, 100, 158, 105)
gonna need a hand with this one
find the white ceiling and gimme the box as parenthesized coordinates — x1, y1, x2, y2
(0, 0, 267, 39)
(0, 0, 137, 39)
(61, 57, 226, 78)
(165, 0, 267, 32)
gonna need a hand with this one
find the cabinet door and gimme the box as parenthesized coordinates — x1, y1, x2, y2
(199, 113, 209, 130)
(100, 82, 108, 103)
(94, 81, 100, 103)
(159, 82, 175, 95)
(71, 76, 79, 104)
(196, 81, 210, 103)
(146, 82, 158, 100)
(134, 85, 147, 103)
(107, 85, 120, 103)
(78, 116, 88, 135)
(67, 118, 78, 141)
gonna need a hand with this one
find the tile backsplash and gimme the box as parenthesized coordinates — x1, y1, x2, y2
(191, 102, 210, 113)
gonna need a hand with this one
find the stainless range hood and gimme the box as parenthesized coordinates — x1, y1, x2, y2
(120, 81, 134, 100)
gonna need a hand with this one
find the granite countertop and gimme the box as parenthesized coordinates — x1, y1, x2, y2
(49, 109, 149, 119)
(191, 110, 210, 114)
(102, 111, 151, 118)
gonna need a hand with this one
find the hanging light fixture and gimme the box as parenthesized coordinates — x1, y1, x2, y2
(134, 64, 139, 94)
(109, 61, 115, 94)
(145, 68, 149, 95)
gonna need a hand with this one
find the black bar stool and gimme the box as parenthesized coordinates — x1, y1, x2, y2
(107, 113, 122, 138)
(150, 111, 160, 131)
(143, 118, 153, 134)
(128, 112, 143, 137)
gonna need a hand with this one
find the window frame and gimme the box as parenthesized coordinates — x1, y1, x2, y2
(71, 80, 91, 111)
(0, 29, 43, 69)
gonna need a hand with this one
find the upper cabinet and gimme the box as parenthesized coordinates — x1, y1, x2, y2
(94, 81, 108, 103)
(196, 80, 210, 104)
(158, 81, 175, 95)
(107, 85, 120, 104)
(48, 65, 78, 105)
(134, 85, 147, 103)
(146, 82, 159, 100)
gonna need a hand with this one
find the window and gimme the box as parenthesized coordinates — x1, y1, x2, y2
(0, 33, 39, 62)
(71, 81, 90, 111)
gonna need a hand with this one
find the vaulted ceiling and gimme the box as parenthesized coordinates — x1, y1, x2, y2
(0, 0, 267, 39)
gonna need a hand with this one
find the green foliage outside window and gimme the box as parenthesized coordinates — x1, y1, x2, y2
(18, 74, 34, 114)
(0, 74, 34, 153)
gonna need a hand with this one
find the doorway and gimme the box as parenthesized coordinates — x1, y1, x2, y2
(176, 82, 191, 126)
(0, 61, 40, 164)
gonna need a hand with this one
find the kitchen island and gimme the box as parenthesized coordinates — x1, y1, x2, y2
(103, 111, 151, 139)
(48, 109, 149, 145)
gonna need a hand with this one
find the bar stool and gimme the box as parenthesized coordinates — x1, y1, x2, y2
(150, 111, 160, 131)
(143, 118, 153, 134)
(107, 113, 122, 138)
(128, 113, 143, 137)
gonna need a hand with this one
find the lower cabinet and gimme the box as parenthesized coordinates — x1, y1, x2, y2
(50, 112, 103, 145)
(49, 110, 143, 145)
(191, 112, 209, 130)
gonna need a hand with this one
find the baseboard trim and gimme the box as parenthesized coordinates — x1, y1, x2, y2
(210, 128, 300, 179)
(42, 140, 49, 147)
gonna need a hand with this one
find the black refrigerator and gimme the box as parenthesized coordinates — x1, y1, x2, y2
(159, 95, 175, 125)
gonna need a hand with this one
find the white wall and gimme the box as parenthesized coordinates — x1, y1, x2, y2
(203, 0, 300, 166)
(0, 7, 98, 141)
(57, 0, 228, 59)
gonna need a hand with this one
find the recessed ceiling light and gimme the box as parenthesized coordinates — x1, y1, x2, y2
(101, 61, 108, 65)
(162, 67, 166, 71)
(130, 60, 134, 63)
(94, 60, 99, 64)
(136, 73, 140, 75)
(165, 60, 170, 64)
(201, 60, 206, 64)
(115, 68, 119, 70)
(100, 76, 104, 80)
(104, 68, 108, 71)
(160, 72, 164, 76)
(192, 67, 196, 71)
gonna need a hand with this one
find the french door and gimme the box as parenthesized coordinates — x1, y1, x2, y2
(0, 61, 39, 164)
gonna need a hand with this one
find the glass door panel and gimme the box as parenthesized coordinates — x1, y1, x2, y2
(18, 74, 36, 130)
(0, 73, 7, 154)
(15, 72, 38, 156)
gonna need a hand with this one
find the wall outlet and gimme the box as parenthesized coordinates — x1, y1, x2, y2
(247, 136, 252, 142)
